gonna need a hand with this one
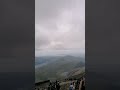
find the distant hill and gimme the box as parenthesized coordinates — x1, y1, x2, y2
(35, 55, 85, 82)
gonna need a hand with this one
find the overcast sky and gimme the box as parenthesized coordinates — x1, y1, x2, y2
(35, 0, 85, 55)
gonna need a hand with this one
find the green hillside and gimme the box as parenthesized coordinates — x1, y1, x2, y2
(35, 55, 85, 82)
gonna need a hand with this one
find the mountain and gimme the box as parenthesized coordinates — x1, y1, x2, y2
(67, 67, 85, 78)
(35, 55, 85, 82)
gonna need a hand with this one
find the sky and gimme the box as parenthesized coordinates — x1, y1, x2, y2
(35, 0, 85, 56)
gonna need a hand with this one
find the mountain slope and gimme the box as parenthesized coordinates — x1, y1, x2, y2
(35, 55, 85, 82)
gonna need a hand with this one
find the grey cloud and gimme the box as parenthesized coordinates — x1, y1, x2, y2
(35, 0, 85, 54)
(35, 0, 65, 23)
(35, 35, 50, 49)
(35, 0, 84, 22)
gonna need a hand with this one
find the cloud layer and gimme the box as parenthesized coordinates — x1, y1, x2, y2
(35, 0, 85, 54)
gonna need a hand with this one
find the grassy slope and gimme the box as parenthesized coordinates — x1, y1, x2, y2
(35, 56, 85, 82)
